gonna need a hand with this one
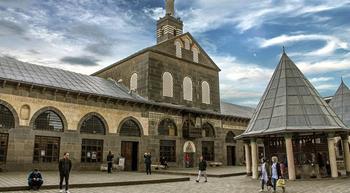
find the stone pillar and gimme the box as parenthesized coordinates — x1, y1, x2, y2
(250, 139, 258, 179)
(342, 134, 350, 175)
(285, 134, 296, 180)
(328, 133, 338, 178)
(244, 142, 252, 176)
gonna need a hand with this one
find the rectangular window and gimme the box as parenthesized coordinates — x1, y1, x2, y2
(202, 141, 214, 161)
(160, 140, 176, 162)
(0, 133, 9, 163)
(81, 139, 103, 163)
(33, 136, 60, 163)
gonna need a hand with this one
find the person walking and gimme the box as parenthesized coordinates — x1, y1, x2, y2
(144, 152, 152, 175)
(59, 152, 72, 193)
(28, 169, 43, 190)
(259, 158, 270, 192)
(196, 156, 207, 183)
(107, 151, 114, 173)
(271, 156, 281, 193)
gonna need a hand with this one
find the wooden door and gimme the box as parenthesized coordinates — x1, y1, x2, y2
(0, 133, 8, 164)
(227, 146, 236, 166)
(121, 141, 133, 171)
(121, 141, 138, 171)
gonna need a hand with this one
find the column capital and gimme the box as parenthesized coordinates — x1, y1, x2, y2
(250, 138, 257, 143)
(327, 132, 336, 138)
(243, 139, 250, 144)
(284, 133, 293, 139)
(341, 133, 349, 140)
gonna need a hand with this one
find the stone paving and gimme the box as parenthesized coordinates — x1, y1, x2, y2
(0, 171, 185, 187)
(153, 166, 245, 176)
(7, 175, 350, 193)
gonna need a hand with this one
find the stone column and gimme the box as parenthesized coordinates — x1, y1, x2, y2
(250, 139, 258, 179)
(244, 142, 252, 176)
(328, 133, 338, 178)
(285, 134, 296, 180)
(341, 134, 350, 175)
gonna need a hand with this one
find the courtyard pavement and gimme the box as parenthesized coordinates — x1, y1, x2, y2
(153, 166, 246, 177)
(0, 171, 188, 192)
(7, 175, 350, 193)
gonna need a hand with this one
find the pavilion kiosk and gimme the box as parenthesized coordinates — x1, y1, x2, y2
(236, 51, 350, 180)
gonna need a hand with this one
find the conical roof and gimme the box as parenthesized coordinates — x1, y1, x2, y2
(329, 80, 350, 127)
(238, 52, 348, 138)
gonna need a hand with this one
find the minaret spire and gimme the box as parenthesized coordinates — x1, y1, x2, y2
(156, 0, 183, 43)
(166, 0, 175, 16)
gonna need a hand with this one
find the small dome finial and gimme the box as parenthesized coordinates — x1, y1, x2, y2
(282, 46, 285, 53)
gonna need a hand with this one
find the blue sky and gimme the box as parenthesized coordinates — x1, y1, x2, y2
(0, 0, 349, 107)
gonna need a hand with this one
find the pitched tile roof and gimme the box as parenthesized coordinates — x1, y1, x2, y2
(0, 56, 143, 101)
(220, 102, 254, 119)
(238, 52, 348, 138)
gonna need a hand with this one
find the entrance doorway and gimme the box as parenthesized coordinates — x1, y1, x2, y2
(0, 133, 8, 164)
(121, 141, 138, 171)
(226, 146, 236, 166)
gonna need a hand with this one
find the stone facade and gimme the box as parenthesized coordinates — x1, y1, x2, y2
(0, 82, 249, 171)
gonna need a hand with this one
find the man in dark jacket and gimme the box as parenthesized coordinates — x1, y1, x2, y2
(196, 156, 207, 182)
(107, 151, 114, 173)
(28, 169, 43, 190)
(59, 152, 72, 193)
(144, 152, 152, 175)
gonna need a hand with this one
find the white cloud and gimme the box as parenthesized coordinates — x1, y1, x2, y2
(297, 57, 350, 74)
(257, 34, 348, 56)
(163, 0, 350, 33)
(213, 55, 273, 106)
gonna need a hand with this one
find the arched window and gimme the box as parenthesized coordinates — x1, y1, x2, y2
(174, 40, 182, 58)
(182, 119, 195, 138)
(0, 104, 15, 129)
(192, 46, 199, 63)
(119, 119, 141, 137)
(183, 76, 193, 101)
(163, 72, 173, 97)
(130, 73, 138, 91)
(202, 122, 215, 138)
(202, 81, 210, 104)
(34, 110, 64, 132)
(225, 131, 236, 143)
(158, 118, 177, 136)
(80, 115, 106, 135)
(184, 38, 190, 50)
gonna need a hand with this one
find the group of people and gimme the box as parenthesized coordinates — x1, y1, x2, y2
(260, 156, 286, 193)
(27, 152, 72, 192)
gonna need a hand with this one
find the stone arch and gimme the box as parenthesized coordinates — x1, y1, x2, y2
(183, 37, 191, 50)
(225, 131, 236, 143)
(201, 81, 210, 104)
(0, 99, 19, 129)
(30, 106, 67, 132)
(78, 112, 108, 135)
(202, 122, 215, 138)
(162, 72, 173, 97)
(130, 73, 138, 91)
(158, 118, 177, 136)
(118, 116, 143, 137)
(182, 119, 195, 138)
(183, 76, 193, 101)
(174, 39, 183, 58)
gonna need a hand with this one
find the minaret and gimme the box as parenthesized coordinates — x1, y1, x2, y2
(166, 0, 175, 16)
(156, 0, 183, 44)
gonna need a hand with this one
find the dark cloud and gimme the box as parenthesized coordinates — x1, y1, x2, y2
(60, 56, 99, 66)
(0, 20, 26, 36)
(27, 49, 40, 54)
(68, 23, 109, 41)
(84, 42, 113, 56)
